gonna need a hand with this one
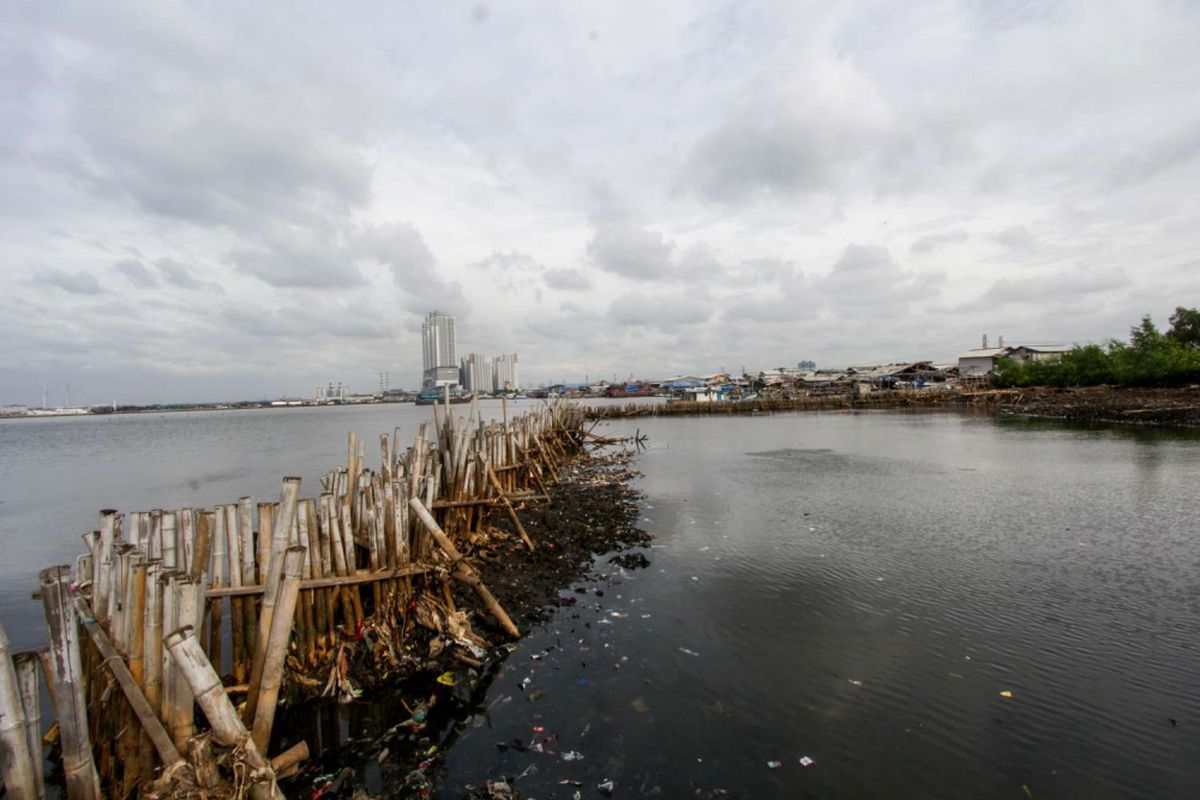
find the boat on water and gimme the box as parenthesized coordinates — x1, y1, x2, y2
(414, 390, 474, 406)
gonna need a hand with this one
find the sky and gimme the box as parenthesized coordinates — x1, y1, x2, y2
(3, 1, 1199, 405)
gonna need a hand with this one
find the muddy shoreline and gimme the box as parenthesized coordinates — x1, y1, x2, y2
(276, 449, 648, 799)
(585, 385, 1200, 427)
(1000, 385, 1200, 427)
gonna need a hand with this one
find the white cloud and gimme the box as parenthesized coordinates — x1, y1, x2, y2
(3, 1, 1200, 401)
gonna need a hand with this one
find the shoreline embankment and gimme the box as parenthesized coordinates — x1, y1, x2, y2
(583, 385, 1200, 428)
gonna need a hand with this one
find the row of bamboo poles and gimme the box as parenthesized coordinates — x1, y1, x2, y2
(0, 399, 591, 800)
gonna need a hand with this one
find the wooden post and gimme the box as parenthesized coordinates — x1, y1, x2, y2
(0, 628, 39, 800)
(39, 566, 100, 800)
(164, 627, 282, 800)
(408, 498, 519, 637)
(250, 546, 305, 753)
(245, 477, 301, 724)
(12, 653, 44, 800)
(71, 598, 183, 770)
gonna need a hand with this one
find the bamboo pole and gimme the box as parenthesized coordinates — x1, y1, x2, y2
(71, 598, 184, 770)
(297, 505, 318, 663)
(238, 498, 257, 678)
(13, 653, 44, 800)
(159, 571, 177, 725)
(209, 508, 227, 670)
(225, 504, 246, 682)
(250, 546, 305, 753)
(302, 500, 325, 662)
(39, 566, 100, 800)
(408, 498, 519, 637)
(244, 477, 301, 725)
(164, 628, 282, 800)
(270, 740, 308, 777)
(482, 456, 535, 550)
(171, 576, 199, 749)
(141, 560, 164, 783)
(95, 510, 117, 626)
(162, 511, 178, 570)
(0, 628, 38, 800)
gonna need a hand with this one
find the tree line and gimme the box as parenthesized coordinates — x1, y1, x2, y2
(992, 307, 1200, 388)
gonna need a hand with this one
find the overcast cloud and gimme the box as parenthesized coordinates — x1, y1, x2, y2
(2, 1, 1199, 404)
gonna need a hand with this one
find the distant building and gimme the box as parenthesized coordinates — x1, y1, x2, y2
(957, 343, 1073, 376)
(957, 348, 1012, 377)
(495, 353, 520, 392)
(422, 311, 459, 387)
(460, 353, 495, 394)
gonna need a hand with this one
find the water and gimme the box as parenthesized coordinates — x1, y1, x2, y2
(3, 407, 1199, 798)
(434, 412, 1200, 799)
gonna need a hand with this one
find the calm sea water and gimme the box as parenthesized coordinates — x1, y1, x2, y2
(2, 405, 1199, 798)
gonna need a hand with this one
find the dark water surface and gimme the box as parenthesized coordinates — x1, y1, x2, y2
(433, 412, 1200, 800)
(3, 407, 1199, 798)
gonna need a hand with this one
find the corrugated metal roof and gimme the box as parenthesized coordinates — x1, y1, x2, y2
(957, 348, 1011, 360)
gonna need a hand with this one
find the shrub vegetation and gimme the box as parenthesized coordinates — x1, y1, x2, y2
(992, 307, 1200, 388)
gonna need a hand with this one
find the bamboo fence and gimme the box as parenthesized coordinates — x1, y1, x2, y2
(2, 400, 590, 800)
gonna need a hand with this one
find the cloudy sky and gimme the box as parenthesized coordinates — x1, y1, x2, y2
(3, 1, 1199, 404)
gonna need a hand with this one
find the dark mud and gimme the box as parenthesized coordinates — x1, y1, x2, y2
(276, 450, 648, 800)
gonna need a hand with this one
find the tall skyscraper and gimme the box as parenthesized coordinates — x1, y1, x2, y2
(495, 353, 520, 392)
(422, 311, 459, 387)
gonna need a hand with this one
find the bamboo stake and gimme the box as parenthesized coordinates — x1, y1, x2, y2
(297, 504, 318, 663)
(225, 504, 245, 682)
(35, 650, 57, 719)
(141, 560, 164, 783)
(238, 498, 257, 677)
(171, 576, 198, 749)
(164, 628, 282, 800)
(250, 546, 305, 753)
(13, 653, 43, 800)
(244, 477, 301, 725)
(71, 598, 184, 770)
(159, 572, 177, 725)
(162, 511, 177, 570)
(482, 456, 535, 551)
(39, 566, 100, 800)
(209, 509, 227, 670)
(408, 498, 519, 637)
(95, 510, 117, 626)
(0, 628, 39, 800)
